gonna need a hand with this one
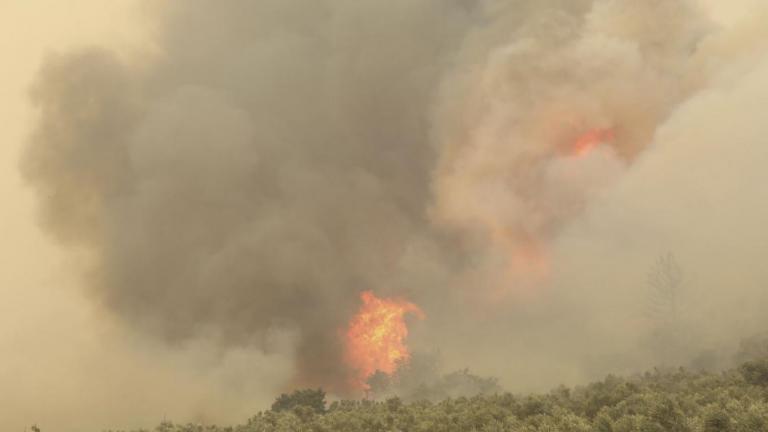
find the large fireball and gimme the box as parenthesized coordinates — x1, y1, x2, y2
(343, 291, 425, 390)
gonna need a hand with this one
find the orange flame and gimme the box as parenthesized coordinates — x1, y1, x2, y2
(343, 291, 425, 390)
(572, 128, 615, 157)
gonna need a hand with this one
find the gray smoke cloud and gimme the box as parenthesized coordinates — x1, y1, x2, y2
(419, 0, 768, 390)
(24, 0, 475, 392)
(23, 0, 768, 401)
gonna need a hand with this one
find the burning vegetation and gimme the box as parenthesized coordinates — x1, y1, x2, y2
(343, 291, 425, 391)
(16, 0, 768, 429)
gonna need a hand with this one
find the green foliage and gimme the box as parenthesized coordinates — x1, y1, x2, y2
(270, 388, 327, 415)
(113, 359, 768, 432)
(739, 360, 768, 387)
(703, 406, 731, 432)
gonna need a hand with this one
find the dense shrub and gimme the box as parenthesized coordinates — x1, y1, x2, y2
(119, 361, 768, 432)
(739, 360, 768, 387)
(270, 389, 327, 415)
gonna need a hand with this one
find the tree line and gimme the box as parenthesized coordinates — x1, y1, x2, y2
(104, 357, 768, 432)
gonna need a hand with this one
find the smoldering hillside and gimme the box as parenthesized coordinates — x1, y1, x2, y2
(23, 0, 768, 407)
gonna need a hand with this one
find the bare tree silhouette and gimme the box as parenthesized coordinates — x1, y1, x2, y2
(646, 253, 683, 324)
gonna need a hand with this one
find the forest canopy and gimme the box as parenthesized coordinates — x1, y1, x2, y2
(99, 357, 768, 432)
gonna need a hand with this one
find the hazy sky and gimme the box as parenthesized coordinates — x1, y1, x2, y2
(0, 2, 221, 431)
(1, 1, 766, 432)
(0, 3, 290, 423)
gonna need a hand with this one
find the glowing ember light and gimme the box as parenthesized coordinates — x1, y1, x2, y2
(344, 291, 425, 390)
(572, 128, 615, 157)
(507, 242, 550, 285)
(486, 227, 552, 300)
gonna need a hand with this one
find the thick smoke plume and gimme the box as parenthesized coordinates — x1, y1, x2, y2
(431, 0, 710, 299)
(25, 0, 473, 391)
(23, 0, 768, 399)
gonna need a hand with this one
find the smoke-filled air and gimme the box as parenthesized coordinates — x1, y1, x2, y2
(8, 0, 768, 430)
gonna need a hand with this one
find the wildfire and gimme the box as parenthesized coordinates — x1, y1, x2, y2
(572, 127, 615, 157)
(344, 291, 425, 390)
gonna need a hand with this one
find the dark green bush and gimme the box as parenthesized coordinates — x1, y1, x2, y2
(270, 388, 327, 414)
(115, 359, 768, 432)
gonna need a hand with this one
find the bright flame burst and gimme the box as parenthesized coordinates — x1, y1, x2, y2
(344, 291, 425, 390)
(572, 127, 615, 157)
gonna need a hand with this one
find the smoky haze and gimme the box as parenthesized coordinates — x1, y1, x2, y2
(24, 0, 474, 392)
(20, 0, 768, 420)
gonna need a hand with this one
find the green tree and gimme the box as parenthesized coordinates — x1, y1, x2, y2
(271, 388, 327, 414)
(739, 359, 768, 386)
(703, 407, 731, 432)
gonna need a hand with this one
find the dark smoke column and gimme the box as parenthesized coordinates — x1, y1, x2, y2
(23, 0, 473, 393)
